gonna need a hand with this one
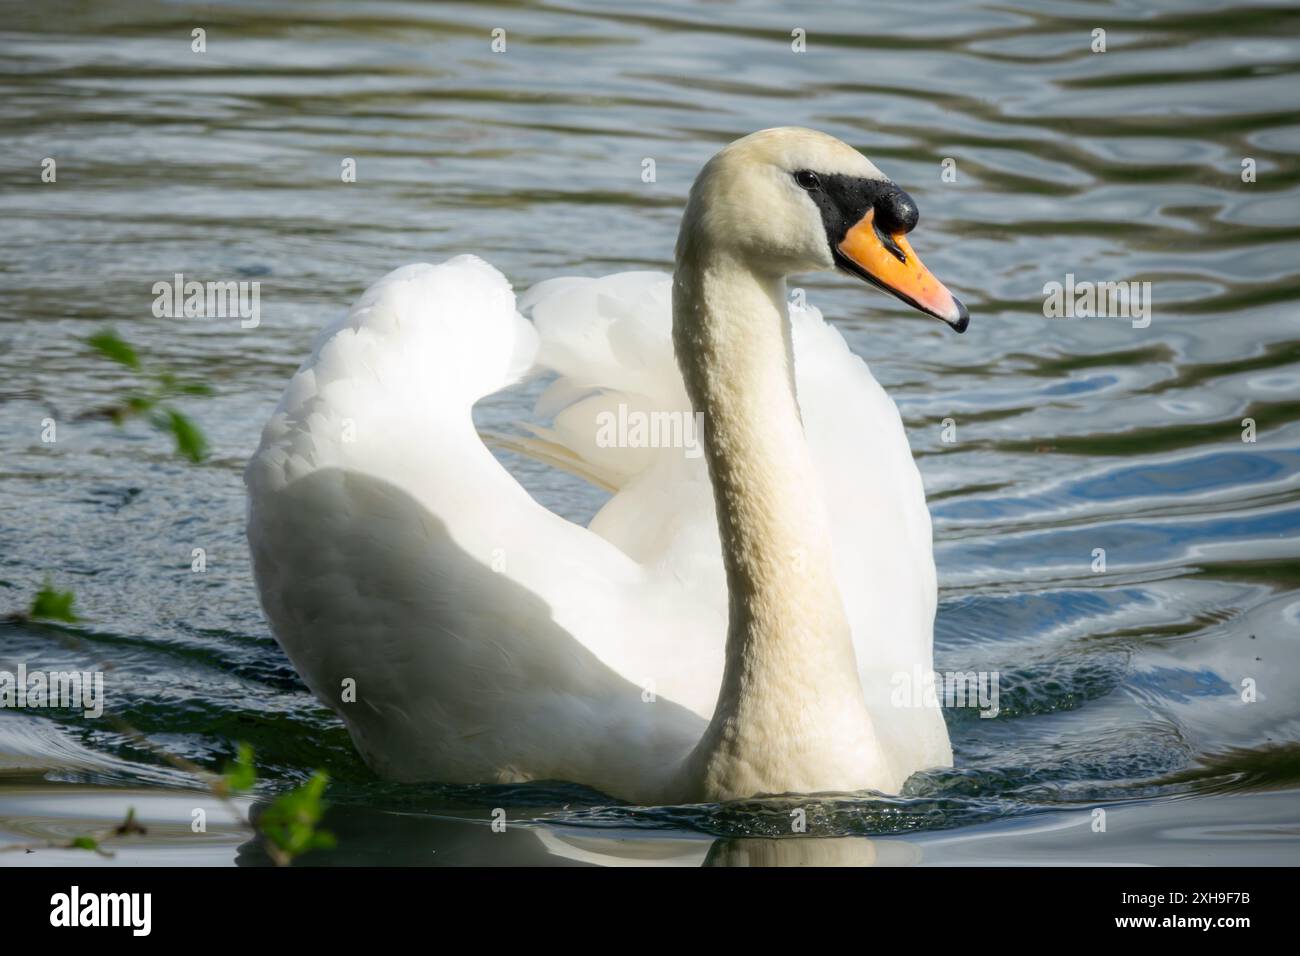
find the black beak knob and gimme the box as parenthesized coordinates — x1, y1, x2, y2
(875, 186, 919, 236)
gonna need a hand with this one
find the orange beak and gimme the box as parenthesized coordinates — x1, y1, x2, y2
(836, 209, 969, 332)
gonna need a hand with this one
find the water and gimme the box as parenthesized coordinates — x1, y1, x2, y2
(2, 0, 1299, 865)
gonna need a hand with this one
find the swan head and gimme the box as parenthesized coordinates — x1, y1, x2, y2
(677, 127, 969, 331)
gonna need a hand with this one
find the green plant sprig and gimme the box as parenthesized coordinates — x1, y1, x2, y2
(12, 332, 335, 863)
(81, 329, 212, 462)
(7, 584, 335, 865)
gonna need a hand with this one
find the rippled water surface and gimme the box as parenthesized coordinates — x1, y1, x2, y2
(2, 0, 1299, 865)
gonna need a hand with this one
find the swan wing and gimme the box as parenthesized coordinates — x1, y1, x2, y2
(246, 256, 708, 802)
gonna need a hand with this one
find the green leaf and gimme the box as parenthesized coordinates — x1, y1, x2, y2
(87, 330, 140, 369)
(84, 331, 216, 462)
(259, 771, 333, 862)
(30, 583, 78, 623)
(221, 742, 257, 793)
(69, 836, 99, 852)
(161, 408, 208, 463)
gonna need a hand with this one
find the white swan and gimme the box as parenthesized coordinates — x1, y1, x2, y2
(246, 127, 968, 805)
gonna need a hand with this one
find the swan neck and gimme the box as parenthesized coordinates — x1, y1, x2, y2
(673, 253, 829, 607)
(672, 248, 871, 799)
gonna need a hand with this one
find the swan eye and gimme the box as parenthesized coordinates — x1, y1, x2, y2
(794, 170, 821, 190)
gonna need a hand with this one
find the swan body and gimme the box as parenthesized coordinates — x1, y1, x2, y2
(246, 128, 965, 804)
